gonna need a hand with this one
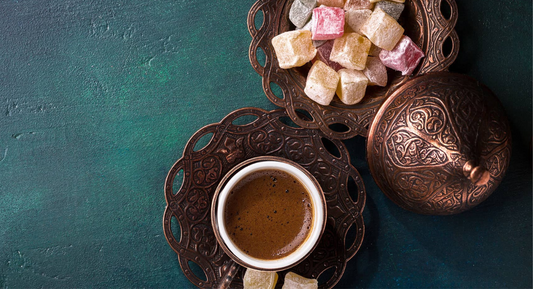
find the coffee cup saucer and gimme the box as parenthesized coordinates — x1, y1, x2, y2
(163, 108, 366, 288)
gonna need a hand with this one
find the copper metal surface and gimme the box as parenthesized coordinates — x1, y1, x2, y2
(163, 108, 366, 288)
(367, 72, 512, 215)
(210, 156, 327, 272)
(248, 0, 459, 139)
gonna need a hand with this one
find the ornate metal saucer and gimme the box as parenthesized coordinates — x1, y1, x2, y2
(367, 72, 512, 215)
(163, 108, 366, 288)
(248, 0, 459, 139)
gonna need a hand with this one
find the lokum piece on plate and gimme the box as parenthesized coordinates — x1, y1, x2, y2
(289, 0, 317, 29)
(272, 30, 317, 69)
(304, 60, 340, 106)
(360, 8, 404, 50)
(330, 32, 371, 70)
(244, 268, 278, 289)
(379, 35, 424, 75)
(315, 40, 344, 71)
(344, 0, 374, 10)
(363, 56, 388, 86)
(345, 9, 372, 34)
(375, 0, 404, 20)
(336, 69, 369, 105)
(312, 6, 345, 40)
(281, 272, 318, 289)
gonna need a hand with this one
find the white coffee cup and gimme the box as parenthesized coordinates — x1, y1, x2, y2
(211, 156, 326, 271)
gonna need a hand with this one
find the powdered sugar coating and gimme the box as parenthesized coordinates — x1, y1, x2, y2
(312, 7, 345, 40)
(379, 35, 424, 75)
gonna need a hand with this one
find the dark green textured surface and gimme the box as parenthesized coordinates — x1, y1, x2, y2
(0, 0, 531, 288)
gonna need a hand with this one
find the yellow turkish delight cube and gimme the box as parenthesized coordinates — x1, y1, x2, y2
(330, 32, 371, 70)
(336, 69, 369, 105)
(304, 60, 340, 106)
(272, 30, 317, 69)
(360, 8, 404, 51)
(243, 268, 278, 289)
(281, 272, 318, 289)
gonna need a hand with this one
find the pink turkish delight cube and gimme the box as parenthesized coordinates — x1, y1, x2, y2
(315, 40, 344, 71)
(312, 7, 345, 40)
(379, 35, 424, 75)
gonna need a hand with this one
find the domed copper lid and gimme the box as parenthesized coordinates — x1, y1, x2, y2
(367, 72, 512, 215)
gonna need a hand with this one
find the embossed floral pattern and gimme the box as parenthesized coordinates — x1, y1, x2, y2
(368, 73, 511, 215)
(163, 108, 366, 288)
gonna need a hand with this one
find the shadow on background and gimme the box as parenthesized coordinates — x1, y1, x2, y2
(380, 141, 532, 288)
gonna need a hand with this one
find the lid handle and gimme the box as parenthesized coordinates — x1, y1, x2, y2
(463, 161, 490, 186)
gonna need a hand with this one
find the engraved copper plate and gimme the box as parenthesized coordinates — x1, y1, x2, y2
(367, 72, 512, 215)
(248, 0, 460, 139)
(163, 108, 366, 288)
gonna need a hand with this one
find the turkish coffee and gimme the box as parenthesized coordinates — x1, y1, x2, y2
(223, 169, 314, 260)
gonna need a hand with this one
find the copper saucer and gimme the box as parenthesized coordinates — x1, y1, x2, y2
(163, 108, 366, 288)
(248, 0, 460, 139)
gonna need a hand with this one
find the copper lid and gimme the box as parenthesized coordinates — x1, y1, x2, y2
(367, 72, 512, 215)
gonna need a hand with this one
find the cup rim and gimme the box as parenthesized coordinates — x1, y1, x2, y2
(211, 156, 326, 271)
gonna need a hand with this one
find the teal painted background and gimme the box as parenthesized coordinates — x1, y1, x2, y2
(0, 0, 531, 288)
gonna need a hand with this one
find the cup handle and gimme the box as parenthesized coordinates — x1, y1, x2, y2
(215, 261, 240, 289)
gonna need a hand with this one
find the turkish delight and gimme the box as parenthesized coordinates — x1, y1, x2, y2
(330, 32, 371, 70)
(360, 8, 404, 50)
(344, 0, 374, 10)
(312, 6, 345, 40)
(289, 0, 317, 29)
(336, 69, 369, 105)
(345, 9, 372, 34)
(316, 40, 344, 71)
(272, 0, 426, 106)
(281, 272, 318, 289)
(272, 30, 317, 69)
(304, 60, 340, 105)
(375, 0, 404, 20)
(363, 56, 388, 86)
(244, 268, 278, 289)
(379, 35, 424, 75)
